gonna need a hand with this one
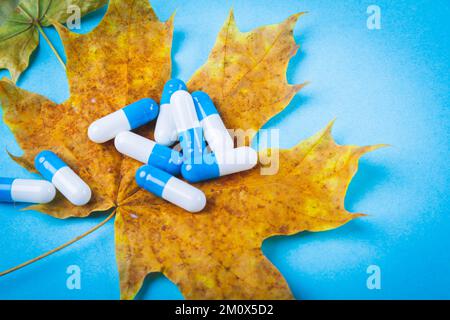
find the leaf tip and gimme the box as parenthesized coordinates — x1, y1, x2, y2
(324, 118, 337, 134)
(293, 81, 310, 93)
(228, 8, 236, 24)
(6, 149, 35, 172)
(292, 11, 307, 20)
(358, 143, 389, 156)
(287, 11, 306, 27)
(352, 213, 368, 219)
(168, 10, 176, 21)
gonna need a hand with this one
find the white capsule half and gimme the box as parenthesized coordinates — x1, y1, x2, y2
(11, 179, 56, 203)
(170, 90, 206, 160)
(52, 167, 92, 206)
(114, 131, 183, 176)
(163, 177, 206, 213)
(34, 151, 92, 206)
(115, 131, 156, 164)
(88, 109, 130, 143)
(155, 79, 187, 146)
(154, 103, 178, 146)
(215, 147, 258, 176)
(0, 178, 56, 204)
(201, 114, 234, 155)
(170, 90, 201, 133)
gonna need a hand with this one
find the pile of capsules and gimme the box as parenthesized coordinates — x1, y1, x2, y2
(0, 79, 257, 213)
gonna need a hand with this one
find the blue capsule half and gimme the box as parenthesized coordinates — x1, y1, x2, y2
(192, 91, 219, 121)
(161, 79, 187, 105)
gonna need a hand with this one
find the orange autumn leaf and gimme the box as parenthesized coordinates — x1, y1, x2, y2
(0, 0, 173, 218)
(0, 0, 382, 299)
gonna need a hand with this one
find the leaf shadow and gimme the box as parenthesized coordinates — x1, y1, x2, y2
(261, 158, 389, 299)
(345, 160, 390, 211)
(254, 94, 313, 149)
(286, 27, 312, 84)
(261, 223, 372, 300)
(267, 94, 313, 127)
(171, 30, 186, 79)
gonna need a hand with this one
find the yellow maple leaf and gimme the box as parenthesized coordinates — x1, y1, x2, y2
(188, 11, 307, 135)
(0, 0, 382, 299)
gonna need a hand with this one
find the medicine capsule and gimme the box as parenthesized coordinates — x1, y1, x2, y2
(181, 147, 258, 183)
(136, 165, 206, 213)
(34, 151, 92, 206)
(0, 177, 56, 204)
(114, 131, 183, 176)
(192, 91, 234, 154)
(154, 79, 187, 146)
(88, 98, 159, 143)
(170, 90, 206, 163)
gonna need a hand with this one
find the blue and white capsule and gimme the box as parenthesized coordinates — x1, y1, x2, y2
(88, 98, 159, 143)
(192, 91, 234, 154)
(34, 151, 92, 206)
(115, 131, 183, 176)
(170, 89, 206, 162)
(181, 147, 258, 183)
(136, 165, 206, 213)
(154, 79, 187, 146)
(0, 177, 56, 204)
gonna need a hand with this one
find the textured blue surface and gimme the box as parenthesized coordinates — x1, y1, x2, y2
(0, 0, 449, 299)
(123, 98, 159, 129)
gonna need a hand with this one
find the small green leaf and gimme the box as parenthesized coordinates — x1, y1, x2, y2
(0, 0, 107, 83)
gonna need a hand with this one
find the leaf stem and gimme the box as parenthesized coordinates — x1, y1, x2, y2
(0, 210, 116, 277)
(35, 23, 66, 70)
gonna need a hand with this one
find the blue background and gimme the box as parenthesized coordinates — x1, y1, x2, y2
(0, 0, 449, 299)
